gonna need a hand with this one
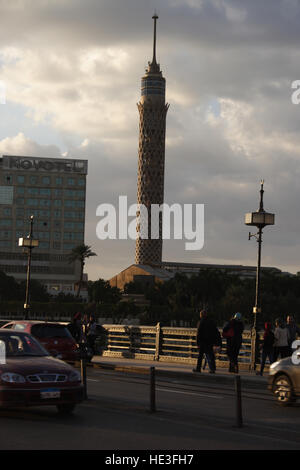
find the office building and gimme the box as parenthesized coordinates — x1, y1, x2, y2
(0, 154, 88, 296)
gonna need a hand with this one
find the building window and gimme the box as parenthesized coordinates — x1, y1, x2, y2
(42, 176, 50, 185)
(17, 187, 25, 195)
(27, 199, 38, 206)
(0, 219, 12, 227)
(0, 241, 11, 248)
(39, 242, 50, 249)
(17, 175, 25, 184)
(53, 210, 61, 217)
(40, 199, 51, 207)
(0, 186, 14, 204)
(3, 207, 12, 216)
(67, 178, 75, 186)
(54, 200, 62, 207)
(0, 230, 11, 239)
(78, 179, 85, 186)
(28, 188, 39, 195)
(40, 188, 51, 196)
(4, 175, 13, 184)
(30, 176, 38, 185)
(55, 177, 63, 185)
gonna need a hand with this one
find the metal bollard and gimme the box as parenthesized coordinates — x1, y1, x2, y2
(150, 366, 156, 413)
(80, 343, 88, 400)
(234, 375, 243, 428)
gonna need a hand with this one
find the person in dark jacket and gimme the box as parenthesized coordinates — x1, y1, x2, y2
(67, 312, 83, 344)
(256, 322, 275, 376)
(193, 310, 222, 374)
(223, 312, 244, 373)
(286, 315, 300, 355)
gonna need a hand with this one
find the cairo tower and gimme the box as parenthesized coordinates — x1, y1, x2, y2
(135, 15, 169, 266)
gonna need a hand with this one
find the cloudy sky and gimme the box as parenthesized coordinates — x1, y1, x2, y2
(1, 0, 300, 280)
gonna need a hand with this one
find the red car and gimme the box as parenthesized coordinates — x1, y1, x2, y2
(2, 321, 78, 362)
(0, 329, 83, 413)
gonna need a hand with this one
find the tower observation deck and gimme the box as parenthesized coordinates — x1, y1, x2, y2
(135, 15, 169, 266)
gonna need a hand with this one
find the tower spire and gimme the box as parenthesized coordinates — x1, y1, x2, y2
(152, 13, 158, 66)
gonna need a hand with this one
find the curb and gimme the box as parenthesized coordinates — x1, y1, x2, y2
(72, 358, 268, 390)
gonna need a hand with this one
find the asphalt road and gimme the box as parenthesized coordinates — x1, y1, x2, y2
(0, 367, 299, 452)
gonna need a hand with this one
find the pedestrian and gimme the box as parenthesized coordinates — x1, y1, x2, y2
(273, 318, 290, 361)
(256, 322, 275, 376)
(222, 312, 244, 373)
(286, 315, 300, 355)
(67, 312, 83, 344)
(87, 314, 98, 355)
(193, 310, 222, 374)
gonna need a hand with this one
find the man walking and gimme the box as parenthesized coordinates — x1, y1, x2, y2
(286, 315, 300, 355)
(193, 310, 222, 374)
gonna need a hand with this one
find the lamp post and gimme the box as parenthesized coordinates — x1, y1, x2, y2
(245, 180, 275, 371)
(18, 215, 39, 320)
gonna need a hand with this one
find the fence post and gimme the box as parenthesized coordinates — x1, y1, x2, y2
(234, 375, 243, 428)
(154, 322, 161, 361)
(150, 366, 156, 413)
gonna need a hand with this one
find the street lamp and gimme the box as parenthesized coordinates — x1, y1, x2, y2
(18, 215, 39, 320)
(245, 180, 275, 371)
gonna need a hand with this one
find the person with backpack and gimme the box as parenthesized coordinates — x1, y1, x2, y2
(193, 310, 222, 374)
(222, 312, 244, 373)
(256, 322, 275, 376)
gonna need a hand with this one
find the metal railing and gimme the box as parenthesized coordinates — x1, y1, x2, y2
(0, 313, 262, 370)
(100, 323, 259, 371)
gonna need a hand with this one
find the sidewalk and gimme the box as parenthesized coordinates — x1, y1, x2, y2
(91, 355, 268, 387)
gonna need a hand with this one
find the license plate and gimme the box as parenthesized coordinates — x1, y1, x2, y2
(41, 388, 61, 399)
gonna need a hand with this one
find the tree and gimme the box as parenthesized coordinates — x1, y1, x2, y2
(68, 244, 97, 298)
(88, 278, 121, 304)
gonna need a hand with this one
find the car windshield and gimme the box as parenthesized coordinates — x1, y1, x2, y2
(0, 333, 49, 357)
(31, 324, 72, 339)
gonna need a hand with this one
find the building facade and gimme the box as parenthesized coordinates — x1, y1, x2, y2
(0, 154, 88, 297)
(135, 15, 169, 266)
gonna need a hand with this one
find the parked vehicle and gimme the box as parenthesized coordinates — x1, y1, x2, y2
(268, 350, 300, 405)
(0, 330, 83, 413)
(1, 321, 78, 362)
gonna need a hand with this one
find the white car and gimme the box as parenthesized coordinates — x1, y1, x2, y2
(268, 347, 300, 406)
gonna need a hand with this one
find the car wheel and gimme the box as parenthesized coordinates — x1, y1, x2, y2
(56, 404, 76, 415)
(272, 374, 295, 406)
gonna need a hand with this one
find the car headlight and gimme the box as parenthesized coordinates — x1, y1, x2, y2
(1, 372, 26, 383)
(270, 361, 280, 370)
(69, 370, 81, 382)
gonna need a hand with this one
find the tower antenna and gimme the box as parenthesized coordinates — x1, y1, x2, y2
(152, 12, 158, 65)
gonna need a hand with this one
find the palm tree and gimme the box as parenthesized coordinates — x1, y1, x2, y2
(68, 244, 97, 298)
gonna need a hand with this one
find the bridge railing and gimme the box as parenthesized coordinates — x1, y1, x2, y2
(100, 323, 259, 371)
(0, 313, 261, 370)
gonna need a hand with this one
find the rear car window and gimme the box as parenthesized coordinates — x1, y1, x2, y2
(31, 324, 72, 339)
